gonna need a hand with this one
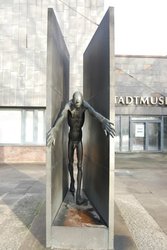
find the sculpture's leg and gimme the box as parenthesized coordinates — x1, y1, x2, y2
(76, 142, 87, 205)
(68, 141, 75, 195)
(76, 141, 83, 197)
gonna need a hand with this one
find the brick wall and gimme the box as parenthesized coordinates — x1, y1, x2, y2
(0, 146, 46, 164)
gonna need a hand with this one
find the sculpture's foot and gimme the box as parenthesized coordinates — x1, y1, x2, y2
(76, 195, 88, 206)
(69, 182, 75, 196)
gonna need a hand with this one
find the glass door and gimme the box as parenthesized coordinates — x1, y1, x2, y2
(147, 122, 161, 151)
(131, 120, 161, 152)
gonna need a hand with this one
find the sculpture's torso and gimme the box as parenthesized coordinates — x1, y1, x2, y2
(67, 105, 85, 142)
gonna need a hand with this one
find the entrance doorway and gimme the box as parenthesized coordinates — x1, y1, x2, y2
(131, 118, 161, 151)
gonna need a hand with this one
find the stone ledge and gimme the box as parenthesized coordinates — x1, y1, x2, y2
(0, 146, 46, 164)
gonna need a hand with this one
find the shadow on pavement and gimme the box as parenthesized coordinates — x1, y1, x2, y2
(0, 164, 46, 249)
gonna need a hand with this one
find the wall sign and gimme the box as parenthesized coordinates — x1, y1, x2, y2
(115, 96, 167, 106)
(135, 124, 145, 137)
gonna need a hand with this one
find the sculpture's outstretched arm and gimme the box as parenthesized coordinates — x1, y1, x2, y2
(47, 103, 69, 146)
(83, 100, 115, 137)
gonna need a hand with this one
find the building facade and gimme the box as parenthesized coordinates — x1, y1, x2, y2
(0, 1, 167, 163)
(0, 0, 107, 163)
(115, 55, 167, 153)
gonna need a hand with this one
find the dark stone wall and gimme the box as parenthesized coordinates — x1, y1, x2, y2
(46, 8, 69, 246)
(83, 8, 115, 227)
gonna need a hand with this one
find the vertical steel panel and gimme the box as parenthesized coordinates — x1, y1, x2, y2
(83, 8, 115, 249)
(46, 8, 69, 247)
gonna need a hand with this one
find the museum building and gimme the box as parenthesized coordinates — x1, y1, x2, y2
(1, 54, 167, 162)
(115, 55, 167, 153)
(0, 1, 167, 163)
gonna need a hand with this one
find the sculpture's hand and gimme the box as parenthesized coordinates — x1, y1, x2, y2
(46, 127, 57, 146)
(102, 118, 115, 137)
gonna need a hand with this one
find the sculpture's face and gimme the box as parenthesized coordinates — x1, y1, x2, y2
(73, 92, 83, 108)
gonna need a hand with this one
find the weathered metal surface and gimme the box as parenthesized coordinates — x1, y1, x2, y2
(83, 7, 115, 249)
(46, 8, 69, 247)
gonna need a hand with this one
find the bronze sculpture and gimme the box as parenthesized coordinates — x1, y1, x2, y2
(47, 91, 115, 205)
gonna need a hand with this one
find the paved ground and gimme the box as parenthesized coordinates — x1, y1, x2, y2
(115, 153, 167, 250)
(0, 153, 167, 250)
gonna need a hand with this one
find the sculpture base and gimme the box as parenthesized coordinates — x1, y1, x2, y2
(53, 191, 106, 227)
(51, 191, 109, 250)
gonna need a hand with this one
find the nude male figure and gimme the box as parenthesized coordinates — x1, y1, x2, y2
(47, 91, 115, 205)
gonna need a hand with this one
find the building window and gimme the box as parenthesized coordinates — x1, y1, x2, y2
(0, 110, 22, 144)
(0, 109, 45, 145)
(115, 115, 167, 152)
(163, 117, 167, 150)
(37, 110, 45, 144)
(25, 111, 34, 143)
(115, 116, 121, 152)
(115, 116, 130, 152)
(121, 116, 130, 152)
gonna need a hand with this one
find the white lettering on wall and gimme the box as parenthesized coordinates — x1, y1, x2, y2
(115, 96, 167, 106)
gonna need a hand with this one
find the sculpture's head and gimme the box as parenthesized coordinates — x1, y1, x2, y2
(72, 91, 83, 108)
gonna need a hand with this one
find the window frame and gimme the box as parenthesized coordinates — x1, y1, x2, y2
(0, 108, 46, 146)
